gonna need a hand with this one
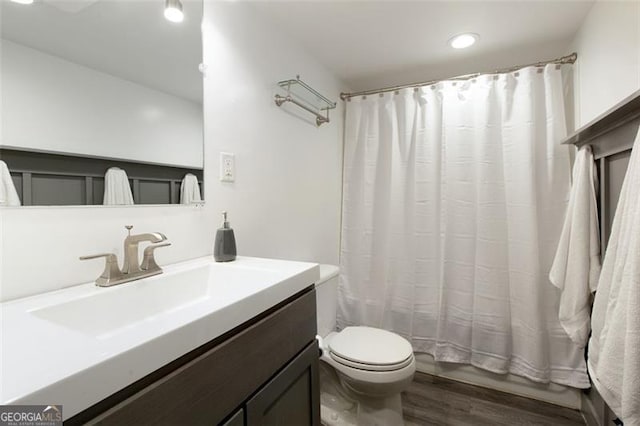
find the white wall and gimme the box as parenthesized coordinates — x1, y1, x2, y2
(0, 205, 212, 301)
(1, 40, 203, 168)
(201, 2, 344, 265)
(0, 2, 344, 302)
(571, 0, 640, 128)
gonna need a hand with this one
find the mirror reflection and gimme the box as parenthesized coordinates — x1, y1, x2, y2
(0, 0, 204, 206)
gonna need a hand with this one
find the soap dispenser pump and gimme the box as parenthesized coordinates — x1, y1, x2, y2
(214, 211, 237, 262)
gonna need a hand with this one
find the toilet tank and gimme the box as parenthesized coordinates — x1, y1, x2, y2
(316, 264, 340, 337)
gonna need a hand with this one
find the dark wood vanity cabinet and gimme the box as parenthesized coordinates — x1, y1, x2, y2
(69, 287, 320, 426)
(245, 340, 319, 425)
(224, 342, 319, 426)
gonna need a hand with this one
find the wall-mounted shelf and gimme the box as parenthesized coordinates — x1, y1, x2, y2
(562, 89, 640, 159)
(275, 76, 336, 126)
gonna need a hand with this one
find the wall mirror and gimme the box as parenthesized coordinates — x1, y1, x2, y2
(0, 0, 204, 206)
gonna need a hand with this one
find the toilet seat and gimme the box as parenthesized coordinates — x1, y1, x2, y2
(327, 326, 414, 372)
(329, 351, 414, 372)
(320, 330, 416, 390)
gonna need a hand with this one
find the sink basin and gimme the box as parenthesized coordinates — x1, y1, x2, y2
(30, 261, 283, 338)
(2, 256, 319, 418)
(30, 266, 210, 337)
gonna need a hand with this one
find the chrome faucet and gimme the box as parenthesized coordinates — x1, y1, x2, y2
(80, 225, 171, 287)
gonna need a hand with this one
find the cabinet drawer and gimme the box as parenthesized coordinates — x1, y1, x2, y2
(87, 288, 317, 425)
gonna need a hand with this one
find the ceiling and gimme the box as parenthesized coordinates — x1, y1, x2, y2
(1, 0, 596, 99)
(255, 0, 595, 92)
(1, 0, 203, 103)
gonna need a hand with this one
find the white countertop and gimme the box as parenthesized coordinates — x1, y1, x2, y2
(0, 256, 319, 419)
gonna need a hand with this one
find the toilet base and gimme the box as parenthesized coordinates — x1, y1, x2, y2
(319, 362, 406, 426)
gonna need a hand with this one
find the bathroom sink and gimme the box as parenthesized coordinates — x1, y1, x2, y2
(30, 266, 210, 337)
(2, 256, 319, 418)
(30, 261, 285, 338)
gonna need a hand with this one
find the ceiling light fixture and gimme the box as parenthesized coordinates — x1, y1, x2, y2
(10, 0, 34, 4)
(449, 33, 479, 49)
(164, 0, 184, 23)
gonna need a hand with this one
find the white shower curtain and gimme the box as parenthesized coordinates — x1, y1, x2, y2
(338, 65, 589, 388)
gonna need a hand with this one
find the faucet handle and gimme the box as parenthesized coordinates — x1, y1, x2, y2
(80, 253, 123, 286)
(80, 252, 116, 261)
(141, 243, 171, 272)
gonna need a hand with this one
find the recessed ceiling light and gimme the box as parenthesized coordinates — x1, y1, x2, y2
(449, 33, 479, 49)
(10, 0, 34, 4)
(164, 0, 184, 23)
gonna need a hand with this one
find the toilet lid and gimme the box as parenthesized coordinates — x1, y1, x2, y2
(328, 326, 413, 367)
(329, 351, 414, 372)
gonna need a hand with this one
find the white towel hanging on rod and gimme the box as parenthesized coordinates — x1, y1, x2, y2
(549, 145, 601, 347)
(103, 167, 134, 205)
(588, 129, 640, 425)
(180, 173, 202, 204)
(0, 160, 21, 206)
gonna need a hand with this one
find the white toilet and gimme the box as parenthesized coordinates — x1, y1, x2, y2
(315, 265, 416, 426)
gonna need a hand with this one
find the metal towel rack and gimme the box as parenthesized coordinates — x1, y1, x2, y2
(275, 75, 336, 126)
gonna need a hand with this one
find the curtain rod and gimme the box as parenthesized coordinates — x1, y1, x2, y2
(340, 52, 577, 101)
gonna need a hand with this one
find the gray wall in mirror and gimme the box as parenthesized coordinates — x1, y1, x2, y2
(0, 0, 204, 206)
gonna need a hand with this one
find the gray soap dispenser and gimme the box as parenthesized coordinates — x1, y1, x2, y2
(214, 211, 237, 262)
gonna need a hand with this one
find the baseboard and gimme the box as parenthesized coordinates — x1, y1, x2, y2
(414, 353, 582, 409)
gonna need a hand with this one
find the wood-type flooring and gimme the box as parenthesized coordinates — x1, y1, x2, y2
(402, 373, 585, 426)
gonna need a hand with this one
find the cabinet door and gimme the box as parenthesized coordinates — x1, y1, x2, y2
(80, 289, 317, 426)
(221, 408, 244, 426)
(246, 341, 320, 426)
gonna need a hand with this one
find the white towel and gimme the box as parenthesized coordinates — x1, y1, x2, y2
(549, 145, 601, 347)
(0, 160, 21, 206)
(588, 129, 640, 425)
(180, 173, 202, 204)
(103, 167, 134, 205)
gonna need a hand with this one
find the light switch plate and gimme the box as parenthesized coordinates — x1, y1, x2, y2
(220, 152, 235, 182)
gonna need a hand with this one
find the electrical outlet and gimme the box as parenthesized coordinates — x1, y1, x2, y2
(220, 152, 235, 182)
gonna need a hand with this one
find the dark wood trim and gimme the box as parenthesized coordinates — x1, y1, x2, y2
(22, 172, 32, 206)
(66, 285, 315, 425)
(132, 179, 141, 202)
(580, 392, 600, 426)
(170, 181, 177, 204)
(562, 92, 639, 426)
(85, 176, 94, 203)
(0, 145, 204, 170)
(1, 148, 203, 205)
(1, 149, 203, 180)
(598, 158, 607, 257)
(562, 89, 640, 149)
